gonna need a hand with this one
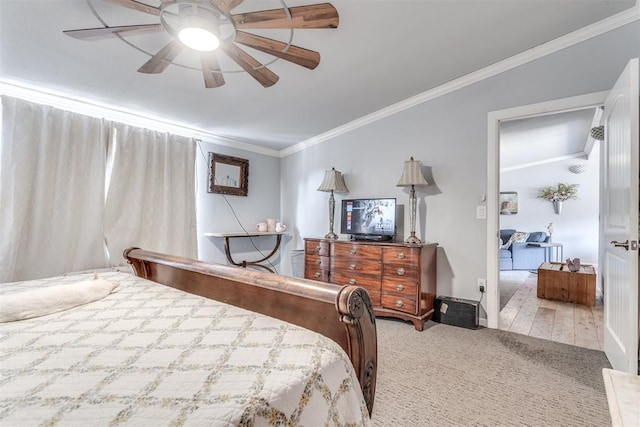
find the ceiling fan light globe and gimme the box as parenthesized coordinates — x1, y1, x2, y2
(178, 27, 220, 51)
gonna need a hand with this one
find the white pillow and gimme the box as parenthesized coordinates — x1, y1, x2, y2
(501, 232, 530, 249)
(0, 274, 119, 323)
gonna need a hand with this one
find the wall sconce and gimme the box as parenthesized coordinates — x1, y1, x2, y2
(317, 167, 349, 239)
(396, 157, 429, 244)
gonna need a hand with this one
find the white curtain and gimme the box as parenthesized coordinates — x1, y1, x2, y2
(104, 124, 197, 265)
(0, 97, 110, 282)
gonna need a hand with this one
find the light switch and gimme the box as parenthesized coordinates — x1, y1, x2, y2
(476, 206, 487, 219)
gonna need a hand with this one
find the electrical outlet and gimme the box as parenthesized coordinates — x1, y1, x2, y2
(477, 278, 486, 292)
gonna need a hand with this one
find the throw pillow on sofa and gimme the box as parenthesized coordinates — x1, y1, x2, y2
(527, 231, 547, 242)
(501, 231, 530, 249)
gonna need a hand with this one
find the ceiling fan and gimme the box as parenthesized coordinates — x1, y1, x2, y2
(64, 0, 339, 88)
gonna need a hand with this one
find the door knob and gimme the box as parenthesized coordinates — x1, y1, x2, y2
(610, 240, 629, 250)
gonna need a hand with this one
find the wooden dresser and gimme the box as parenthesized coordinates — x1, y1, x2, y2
(304, 238, 437, 331)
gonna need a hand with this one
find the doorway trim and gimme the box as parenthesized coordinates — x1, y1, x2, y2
(486, 91, 609, 329)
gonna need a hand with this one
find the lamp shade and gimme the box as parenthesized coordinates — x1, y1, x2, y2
(396, 157, 429, 187)
(317, 167, 349, 193)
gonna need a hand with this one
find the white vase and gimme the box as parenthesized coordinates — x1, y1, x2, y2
(553, 200, 563, 214)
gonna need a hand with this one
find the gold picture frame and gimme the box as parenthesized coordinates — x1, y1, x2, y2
(208, 153, 249, 196)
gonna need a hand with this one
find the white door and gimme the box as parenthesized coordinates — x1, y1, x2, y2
(602, 58, 639, 374)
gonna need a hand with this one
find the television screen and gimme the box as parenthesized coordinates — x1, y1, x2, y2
(340, 198, 396, 237)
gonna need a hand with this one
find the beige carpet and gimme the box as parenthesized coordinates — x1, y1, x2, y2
(371, 319, 611, 426)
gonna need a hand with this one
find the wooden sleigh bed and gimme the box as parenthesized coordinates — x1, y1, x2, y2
(0, 248, 377, 426)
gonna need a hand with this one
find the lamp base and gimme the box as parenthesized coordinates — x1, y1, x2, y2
(405, 234, 422, 244)
(324, 232, 339, 239)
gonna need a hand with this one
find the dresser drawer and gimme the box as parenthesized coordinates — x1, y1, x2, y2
(306, 254, 330, 270)
(381, 278, 419, 297)
(362, 290, 381, 306)
(332, 243, 382, 260)
(382, 263, 420, 281)
(331, 258, 381, 275)
(305, 267, 329, 282)
(330, 271, 380, 289)
(382, 247, 420, 264)
(381, 294, 417, 315)
(331, 274, 381, 305)
(304, 240, 330, 256)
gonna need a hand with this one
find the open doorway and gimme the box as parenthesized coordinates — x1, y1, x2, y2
(486, 90, 609, 329)
(497, 107, 603, 350)
(488, 59, 638, 374)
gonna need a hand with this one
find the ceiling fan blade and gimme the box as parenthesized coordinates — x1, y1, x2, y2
(209, 0, 244, 13)
(63, 24, 163, 41)
(233, 3, 339, 29)
(103, 0, 160, 16)
(200, 52, 225, 88)
(235, 31, 320, 70)
(221, 43, 279, 87)
(138, 40, 183, 74)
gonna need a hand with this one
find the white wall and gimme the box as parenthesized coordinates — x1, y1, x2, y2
(500, 146, 600, 264)
(278, 21, 640, 317)
(196, 139, 282, 270)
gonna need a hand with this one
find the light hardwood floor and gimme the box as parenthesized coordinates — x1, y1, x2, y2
(499, 271, 604, 351)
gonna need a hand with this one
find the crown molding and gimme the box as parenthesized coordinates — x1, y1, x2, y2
(0, 80, 281, 158)
(280, 4, 640, 158)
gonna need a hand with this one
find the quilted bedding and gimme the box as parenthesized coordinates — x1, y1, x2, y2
(0, 272, 371, 426)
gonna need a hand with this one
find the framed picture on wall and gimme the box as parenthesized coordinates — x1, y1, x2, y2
(208, 152, 249, 196)
(499, 192, 518, 215)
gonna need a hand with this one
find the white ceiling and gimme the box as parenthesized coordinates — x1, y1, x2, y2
(0, 0, 636, 152)
(500, 108, 599, 170)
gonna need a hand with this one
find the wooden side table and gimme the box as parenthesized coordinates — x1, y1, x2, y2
(204, 232, 286, 273)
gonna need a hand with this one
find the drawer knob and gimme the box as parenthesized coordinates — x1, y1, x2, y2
(397, 268, 405, 276)
(395, 300, 404, 308)
(315, 245, 321, 251)
(316, 259, 322, 265)
(350, 249, 357, 255)
(396, 284, 404, 291)
(397, 252, 405, 259)
(349, 278, 356, 285)
(349, 264, 356, 270)
(314, 272, 321, 278)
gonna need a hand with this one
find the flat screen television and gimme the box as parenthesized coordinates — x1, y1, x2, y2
(340, 198, 396, 241)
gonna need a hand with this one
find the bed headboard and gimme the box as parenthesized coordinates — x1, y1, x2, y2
(124, 247, 377, 414)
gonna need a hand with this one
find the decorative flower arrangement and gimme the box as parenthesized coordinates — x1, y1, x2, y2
(537, 183, 579, 202)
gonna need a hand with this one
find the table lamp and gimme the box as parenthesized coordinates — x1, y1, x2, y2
(396, 157, 429, 244)
(317, 167, 349, 239)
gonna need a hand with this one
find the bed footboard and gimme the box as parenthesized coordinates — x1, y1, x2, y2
(124, 247, 377, 414)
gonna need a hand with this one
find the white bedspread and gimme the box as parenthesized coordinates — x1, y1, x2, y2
(0, 272, 371, 426)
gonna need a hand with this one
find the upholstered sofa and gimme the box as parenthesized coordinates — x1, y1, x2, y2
(499, 229, 550, 271)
